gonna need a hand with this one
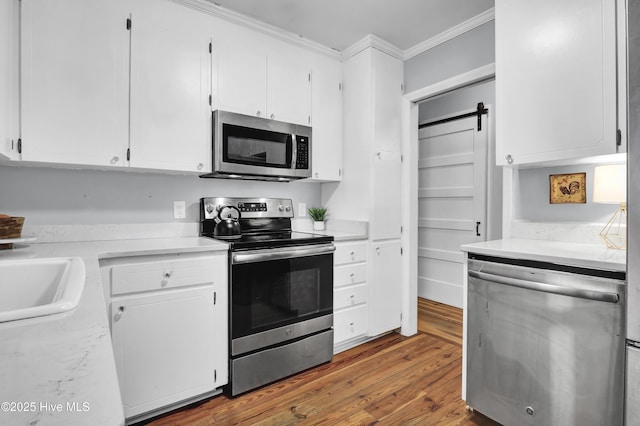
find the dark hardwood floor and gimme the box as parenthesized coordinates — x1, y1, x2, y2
(147, 298, 498, 425)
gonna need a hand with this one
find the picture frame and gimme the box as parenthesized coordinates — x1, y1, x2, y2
(549, 172, 587, 204)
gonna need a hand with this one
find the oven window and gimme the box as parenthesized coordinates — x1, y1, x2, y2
(223, 124, 292, 168)
(231, 253, 333, 338)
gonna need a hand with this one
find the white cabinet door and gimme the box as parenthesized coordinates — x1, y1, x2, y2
(308, 59, 342, 181)
(0, 0, 18, 160)
(111, 287, 219, 419)
(368, 240, 402, 336)
(20, 0, 129, 167)
(495, 0, 618, 165)
(373, 49, 402, 153)
(129, 4, 212, 173)
(213, 32, 312, 126)
(266, 54, 311, 126)
(212, 29, 267, 118)
(371, 150, 402, 240)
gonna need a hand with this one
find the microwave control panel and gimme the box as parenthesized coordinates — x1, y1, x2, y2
(295, 136, 309, 169)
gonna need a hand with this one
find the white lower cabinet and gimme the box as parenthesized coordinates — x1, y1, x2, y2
(100, 251, 227, 422)
(368, 240, 402, 336)
(333, 240, 368, 349)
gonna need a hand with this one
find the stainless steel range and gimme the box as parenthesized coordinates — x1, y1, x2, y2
(200, 197, 335, 396)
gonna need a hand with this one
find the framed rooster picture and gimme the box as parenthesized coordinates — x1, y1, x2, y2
(549, 172, 587, 204)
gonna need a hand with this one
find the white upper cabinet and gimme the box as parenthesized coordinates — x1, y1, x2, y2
(212, 25, 267, 119)
(0, 0, 18, 160)
(20, 0, 129, 167)
(20, 0, 213, 173)
(496, 0, 621, 165)
(14, 0, 341, 174)
(308, 56, 343, 182)
(373, 51, 403, 153)
(129, 1, 212, 173)
(212, 27, 311, 126)
(266, 49, 312, 125)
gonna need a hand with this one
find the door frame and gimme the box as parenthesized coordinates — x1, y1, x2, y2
(399, 63, 495, 336)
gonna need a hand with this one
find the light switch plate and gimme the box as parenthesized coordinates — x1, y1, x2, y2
(298, 202, 307, 217)
(173, 201, 186, 219)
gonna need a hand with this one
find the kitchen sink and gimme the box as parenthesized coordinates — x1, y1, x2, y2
(0, 257, 86, 322)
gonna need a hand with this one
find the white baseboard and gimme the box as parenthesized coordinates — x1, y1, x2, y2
(418, 278, 463, 308)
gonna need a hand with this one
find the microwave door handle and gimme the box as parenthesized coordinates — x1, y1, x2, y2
(291, 134, 297, 169)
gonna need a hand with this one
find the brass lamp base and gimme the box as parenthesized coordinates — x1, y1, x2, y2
(600, 203, 626, 250)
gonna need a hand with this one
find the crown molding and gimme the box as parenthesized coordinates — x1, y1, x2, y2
(341, 34, 404, 61)
(172, 0, 341, 59)
(403, 8, 495, 61)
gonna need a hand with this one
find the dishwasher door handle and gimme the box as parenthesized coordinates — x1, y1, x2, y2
(469, 270, 620, 303)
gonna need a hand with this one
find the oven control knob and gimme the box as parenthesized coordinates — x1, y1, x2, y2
(205, 204, 214, 214)
(278, 204, 284, 212)
(285, 205, 291, 212)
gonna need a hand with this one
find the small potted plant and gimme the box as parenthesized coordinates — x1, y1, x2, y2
(308, 207, 328, 231)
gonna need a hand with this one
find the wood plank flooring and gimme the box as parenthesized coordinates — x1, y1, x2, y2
(418, 298, 463, 346)
(146, 298, 498, 426)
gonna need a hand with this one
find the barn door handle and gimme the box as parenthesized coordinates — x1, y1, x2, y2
(476, 221, 481, 237)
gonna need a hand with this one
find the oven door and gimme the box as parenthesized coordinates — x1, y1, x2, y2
(230, 243, 334, 356)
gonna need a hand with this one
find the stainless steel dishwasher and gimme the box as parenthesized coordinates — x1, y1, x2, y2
(466, 254, 625, 426)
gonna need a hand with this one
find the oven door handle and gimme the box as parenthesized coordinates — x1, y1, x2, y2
(232, 243, 335, 264)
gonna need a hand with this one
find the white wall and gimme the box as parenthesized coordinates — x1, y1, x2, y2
(404, 21, 495, 93)
(0, 165, 321, 225)
(515, 164, 618, 223)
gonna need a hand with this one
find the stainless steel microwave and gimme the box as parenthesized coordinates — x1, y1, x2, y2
(200, 110, 312, 181)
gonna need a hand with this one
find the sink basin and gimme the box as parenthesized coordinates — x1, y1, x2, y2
(0, 257, 86, 322)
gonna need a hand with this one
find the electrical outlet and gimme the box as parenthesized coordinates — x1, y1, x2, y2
(173, 201, 186, 219)
(298, 202, 307, 217)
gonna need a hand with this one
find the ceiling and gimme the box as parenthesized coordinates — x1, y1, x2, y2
(209, 0, 495, 52)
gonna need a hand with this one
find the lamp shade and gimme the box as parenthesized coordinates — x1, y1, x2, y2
(593, 164, 627, 204)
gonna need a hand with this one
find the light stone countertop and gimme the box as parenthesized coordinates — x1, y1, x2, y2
(461, 238, 626, 272)
(291, 218, 368, 242)
(0, 237, 228, 426)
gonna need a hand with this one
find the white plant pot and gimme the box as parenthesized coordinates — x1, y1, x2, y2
(313, 221, 325, 231)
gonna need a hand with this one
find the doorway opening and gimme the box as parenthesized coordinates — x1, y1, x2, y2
(398, 64, 497, 336)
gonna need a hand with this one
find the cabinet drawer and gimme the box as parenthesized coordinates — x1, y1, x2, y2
(334, 263, 367, 288)
(334, 241, 367, 265)
(334, 284, 367, 310)
(334, 305, 368, 344)
(111, 254, 226, 296)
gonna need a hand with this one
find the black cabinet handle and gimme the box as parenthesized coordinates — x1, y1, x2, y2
(476, 221, 481, 237)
